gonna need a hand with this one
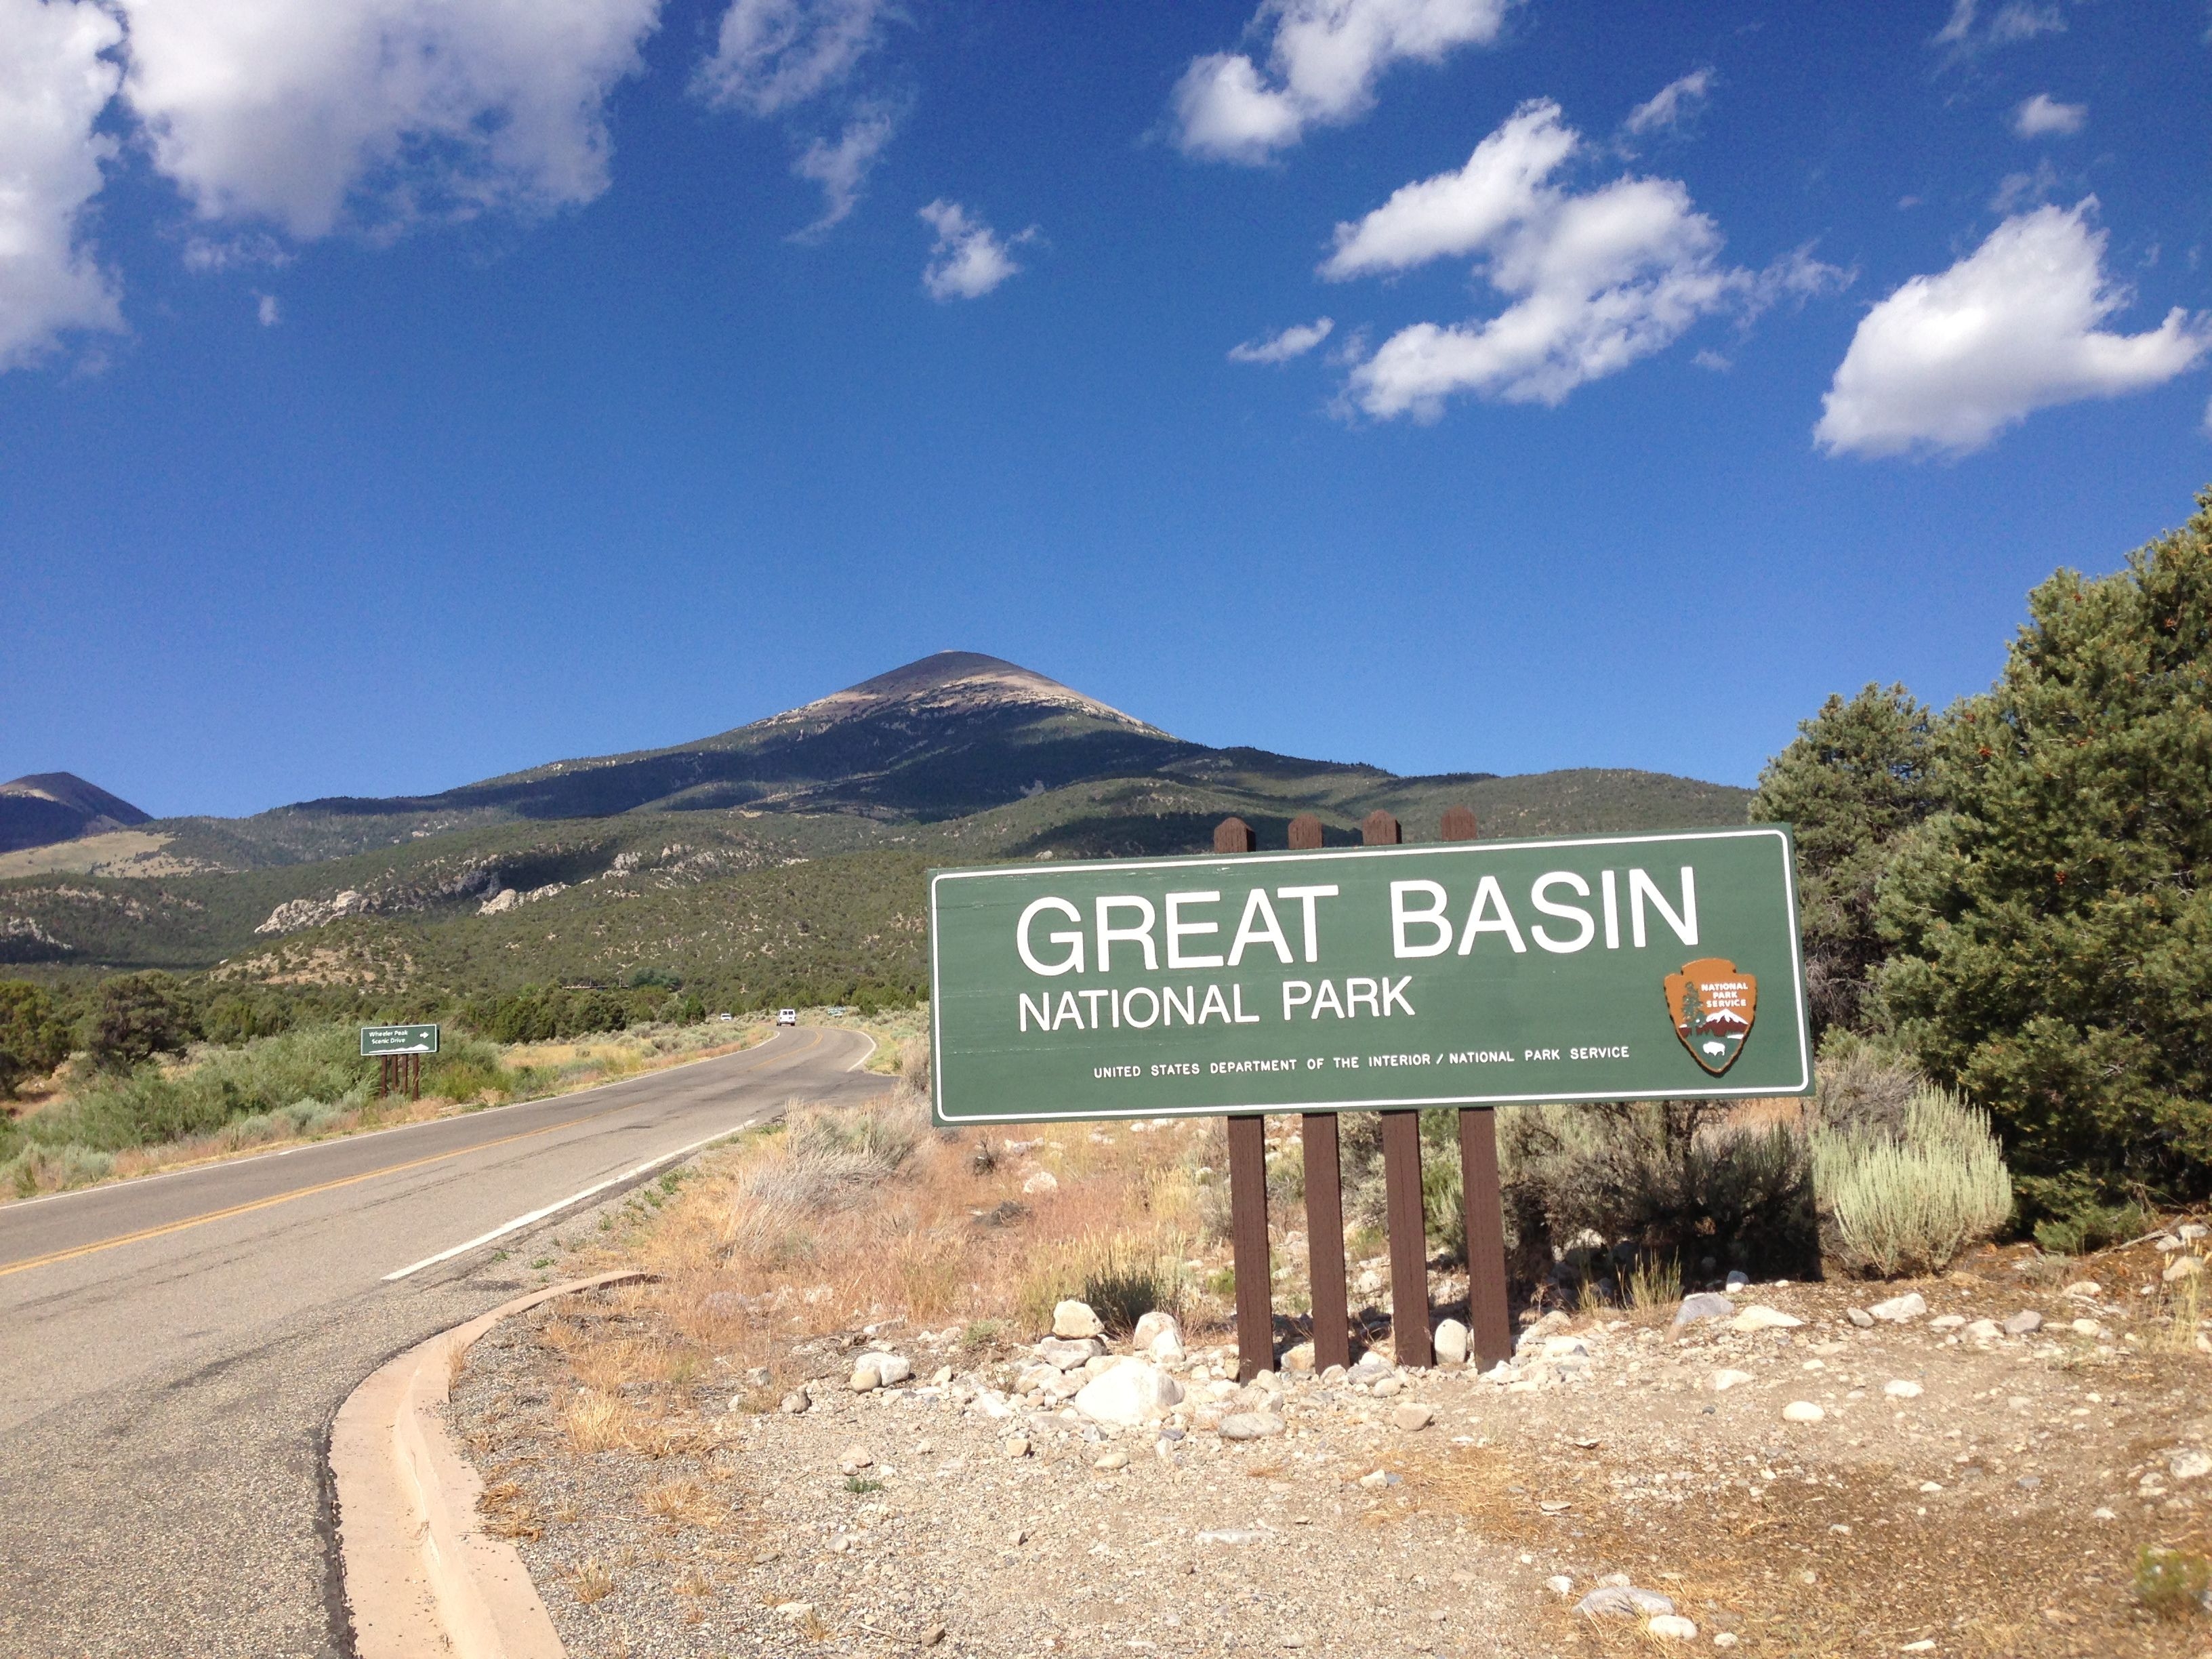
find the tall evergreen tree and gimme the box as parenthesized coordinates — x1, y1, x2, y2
(1878, 488, 2212, 1214)
(1751, 683, 1939, 1036)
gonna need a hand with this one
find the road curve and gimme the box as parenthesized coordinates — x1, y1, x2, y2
(0, 1025, 888, 1658)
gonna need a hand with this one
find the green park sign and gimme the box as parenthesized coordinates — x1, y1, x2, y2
(359, 1023, 440, 1057)
(928, 827, 1810, 1126)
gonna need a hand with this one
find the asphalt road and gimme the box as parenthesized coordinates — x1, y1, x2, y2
(0, 1026, 888, 1658)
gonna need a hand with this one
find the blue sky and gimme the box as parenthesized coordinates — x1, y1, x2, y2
(3, 0, 2209, 817)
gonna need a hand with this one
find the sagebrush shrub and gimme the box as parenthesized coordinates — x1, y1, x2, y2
(1811, 1084, 2011, 1277)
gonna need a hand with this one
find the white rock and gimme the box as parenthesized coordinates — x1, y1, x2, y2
(1711, 1370, 1755, 1392)
(2169, 1450, 2212, 1481)
(1847, 1307, 1875, 1328)
(1022, 1169, 1059, 1195)
(1962, 1319, 2001, 1342)
(2163, 1256, 2205, 1283)
(1073, 1358, 1185, 1428)
(1433, 1319, 1471, 1366)
(1134, 1311, 1185, 1361)
(2071, 1318, 2101, 1337)
(1541, 1336, 1590, 1359)
(1728, 1305, 1803, 1333)
(1782, 1401, 1826, 1423)
(1391, 1402, 1435, 1432)
(1052, 1300, 1104, 1339)
(1928, 1313, 1966, 1331)
(1093, 1449, 1130, 1472)
(775, 1601, 815, 1621)
(1884, 1379, 1924, 1399)
(1868, 1292, 1927, 1323)
(1218, 1411, 1286, 1441)
(2064, 1280, 2101, 1297)
(851, 1353, 912, 1390)
(778, 1390, 811, 1414)
(1036, 1336, 1104, 1370)
(1646, 1614, 1698, 1641)
(1713, 1636, 1739, 1650)
(1671, 1292, 1736, 1330)
(2003, 1311, 2043, 1335)
(2180, 1224, 2209, 1242)
(1002, 1435, 1031, 1458)
(838, 1445, 874, 1473)
(1544, 1576, 1574, 1595)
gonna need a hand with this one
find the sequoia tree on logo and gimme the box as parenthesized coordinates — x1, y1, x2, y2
(1663, 958, 1758, 1076)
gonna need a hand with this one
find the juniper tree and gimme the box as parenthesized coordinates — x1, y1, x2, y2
(1877, 488, 2212, 1214)
(1751, 683, 1939, 1036)
(0, 981, 72, 1097)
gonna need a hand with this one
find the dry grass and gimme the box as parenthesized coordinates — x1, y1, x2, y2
(597, 1083, 1219, 1382)
(568, 1558, 616, 1605)
(639, 1475, 731, 1532)
(558, 1389, 638, 1455)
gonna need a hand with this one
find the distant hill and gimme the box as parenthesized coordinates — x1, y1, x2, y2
(0, 653, 1754, 991)
(0, 774, 150, 855)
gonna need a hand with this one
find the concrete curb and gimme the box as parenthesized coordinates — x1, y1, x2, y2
(331, 1270, 649, 1658)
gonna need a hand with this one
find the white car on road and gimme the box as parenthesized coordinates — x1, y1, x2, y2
(776, 1008, 798, 1027)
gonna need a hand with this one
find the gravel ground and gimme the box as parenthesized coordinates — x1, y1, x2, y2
(449, 1235, 2212, 1659)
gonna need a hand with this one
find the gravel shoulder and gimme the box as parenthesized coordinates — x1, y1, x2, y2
(451, 1210, 2212, 1659)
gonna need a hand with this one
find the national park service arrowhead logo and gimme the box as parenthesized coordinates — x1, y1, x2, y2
(1664, 958, 1757, 1076)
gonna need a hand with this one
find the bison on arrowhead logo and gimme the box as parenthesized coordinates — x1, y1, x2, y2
(1664, 958, 1758, 1076)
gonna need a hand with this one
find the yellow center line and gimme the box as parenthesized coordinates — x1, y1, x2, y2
(0, 1028, 823, 1282)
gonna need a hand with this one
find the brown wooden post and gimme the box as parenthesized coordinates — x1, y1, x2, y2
(1227, 1112, 1273, 1382)
(1439, 803, 1511, 1364)
(1458, 1106, 1513, 1367)
(1380, 1108, 1431, 1367)
(1363, 808, 1427, 1364)
(1302, 1112, 1351, 1372)
(1286, 809, 1347, 1368)
(1216, 815, 1272, 1380)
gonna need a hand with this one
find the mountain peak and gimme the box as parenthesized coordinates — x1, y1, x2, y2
(0, 773, 152, 855)
(769, 651, 1165, 736)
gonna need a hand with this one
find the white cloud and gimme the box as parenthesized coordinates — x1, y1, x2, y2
(1990, 158, 2061, 216)
(695, 0, 898, 238)
(1229, 317, 1334, 363)
(255, 291, 280, 326)
(1816, 201, 2212, 458)
(1623, 68, 1713, 139)
(696, 0, 885, 116)
(1321, 99, 1574, 279)
(2012, 93, 2085, 138)
(0, 0, 125, 371)
(115, 0, 661, 240)
(1933, 0, 2066, 55)
(1327, 100, 1826, 419)
(1170, 0, 1512, 164)
(790, 107, 895, 239)
(918, 200, 1032, 302)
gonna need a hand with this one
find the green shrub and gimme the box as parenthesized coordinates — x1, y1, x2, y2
(1500, 1102, 1817, 1286)
(2032, 1197, 2154, 1257)
(2137, 1547, 2209, 1620)
(1811, 1084, 2012, 1277)
(23, 1023, 373, 1153)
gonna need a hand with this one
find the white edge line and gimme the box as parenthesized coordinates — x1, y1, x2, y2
(845, 1031, 879, 1071)
(380, 1121, 754, 1282)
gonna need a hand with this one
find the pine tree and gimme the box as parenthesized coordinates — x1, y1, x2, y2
(1878, 487, 2212, 1214)
(1751, 684, 1939, 1035)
